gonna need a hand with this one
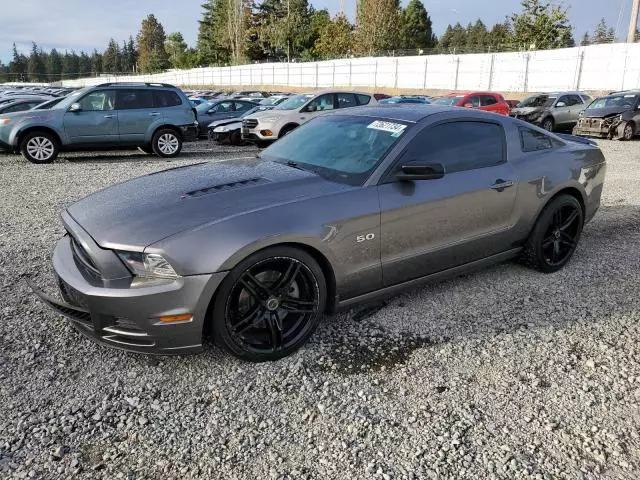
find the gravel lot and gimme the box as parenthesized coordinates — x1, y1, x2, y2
(1, 139, 639, 480)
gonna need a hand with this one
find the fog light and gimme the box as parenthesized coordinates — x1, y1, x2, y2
(157, 314, 193, 323)
(260, 129, 273, 137)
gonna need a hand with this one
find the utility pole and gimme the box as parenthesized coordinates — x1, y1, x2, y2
(628, 0, 640, 43)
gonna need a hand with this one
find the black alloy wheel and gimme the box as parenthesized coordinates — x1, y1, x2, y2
(212, 247, 326, 361)
(522, 194, 583, 273)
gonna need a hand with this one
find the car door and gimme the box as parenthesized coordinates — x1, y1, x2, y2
(336, 92, 358, 110)
(198, 100, 235, 130)
(565, 95, 584, 125)
(63, 89, 118, 145)
(480, 94, 504, 115)
(115, 89, 156, 144)
(378, 119, 519, 287)
(233, 101, 255, 116)
(553, 95, 572, 127)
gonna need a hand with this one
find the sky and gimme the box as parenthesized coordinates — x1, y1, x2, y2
(1, 0, 637, 63)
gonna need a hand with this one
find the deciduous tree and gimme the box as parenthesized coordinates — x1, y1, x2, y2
(355, 0, 401, 54)
(315, 13, 352, 58)
(510, 0, 574, 50)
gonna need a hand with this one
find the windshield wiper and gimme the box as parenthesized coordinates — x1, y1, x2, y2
(284, 160, 306, 171)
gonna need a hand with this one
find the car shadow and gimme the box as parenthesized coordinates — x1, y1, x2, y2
(306, 203, 640, 374)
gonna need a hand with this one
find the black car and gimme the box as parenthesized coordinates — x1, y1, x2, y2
(573, 91, 640, 140)
(195, 99, 259, 136)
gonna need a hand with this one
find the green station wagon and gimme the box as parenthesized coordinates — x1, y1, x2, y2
(0, 83, 198, 163)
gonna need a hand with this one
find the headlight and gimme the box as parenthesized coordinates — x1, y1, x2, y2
(217, 126, 229, 132)
(0, 118, 11, 126)
(116, 251, 179, 279)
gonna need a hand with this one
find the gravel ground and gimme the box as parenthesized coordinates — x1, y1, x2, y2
(0, 139, 639, 480)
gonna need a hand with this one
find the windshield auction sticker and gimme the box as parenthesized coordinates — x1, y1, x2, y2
(367, 120, 407, 136)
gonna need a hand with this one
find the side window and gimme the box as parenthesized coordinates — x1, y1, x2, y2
(356, 94, 371, 105)
(4, 103, 32, 113)
(116, 90, 153, 110)
(78, 90, 115, 111)
(466, 96, 481, 107)
(153, 90, 182, 108)
(234, 101, 252, 112)
(566, 95, 582, 106)
(337, 93, 357, 109)
(556, 96, 569, 107)
(520, 128, 552, 152)
(481, 95, 498, 106)
(307, 94, 335, 112)
(216, 101, 234, 113)
(403, 121, 505, 173)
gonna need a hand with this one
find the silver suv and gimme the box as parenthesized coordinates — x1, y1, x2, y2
(242, 90, 376, 145)
(510, 91, 592, 132)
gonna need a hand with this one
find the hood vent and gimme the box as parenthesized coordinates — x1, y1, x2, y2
(182, 177, 269, 198)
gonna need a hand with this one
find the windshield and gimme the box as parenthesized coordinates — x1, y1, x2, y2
(260, 115, 409, 186)
(518, 95, 556, 108)
(275, 94, 314, 110)
(587, 94, 638, 110)
(52, 88, 88, 110)
(34, 98, 63, 110)
(433, 96, 464, 106)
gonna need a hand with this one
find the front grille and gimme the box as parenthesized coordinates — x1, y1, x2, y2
(243, 119, 258, 129)
(58, 276, 90, 309)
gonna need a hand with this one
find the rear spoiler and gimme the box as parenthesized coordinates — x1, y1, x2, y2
(556, 133, 598, 146)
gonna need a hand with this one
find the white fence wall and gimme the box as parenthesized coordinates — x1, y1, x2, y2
(61, 43, 640, 93)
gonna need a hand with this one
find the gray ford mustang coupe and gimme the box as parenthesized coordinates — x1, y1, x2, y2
(31, 105, 606, 362)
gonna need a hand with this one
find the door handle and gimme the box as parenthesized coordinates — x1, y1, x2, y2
(490, 179, 514, 192)
(104, 114, 115, 119)
(149, 112, 161, 116)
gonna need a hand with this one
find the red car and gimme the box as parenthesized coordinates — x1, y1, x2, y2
(433, 91, 511, 116)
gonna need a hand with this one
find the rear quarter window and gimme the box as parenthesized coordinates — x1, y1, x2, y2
(153, 90, 183, 108)
(356, 94, 371, 105)
(520, 128, 553, 152)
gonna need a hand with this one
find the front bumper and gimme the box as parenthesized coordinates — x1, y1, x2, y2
(241, 122, 277, 143)
(31, 234, 227, 355)
(180, 124, 199, 143)
(573, 117, 623, 139)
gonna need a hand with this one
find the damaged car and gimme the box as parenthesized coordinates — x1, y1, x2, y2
(573, 91, 639, 140)
(510, 92, 591, 132)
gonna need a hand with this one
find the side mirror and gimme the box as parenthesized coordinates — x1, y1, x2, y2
(396, 162, 445, 182)
(69, 103, 82, 112)
(464, 103, 474, 108)
(556, 102, 566, 108)
(305, 104, 317, 113)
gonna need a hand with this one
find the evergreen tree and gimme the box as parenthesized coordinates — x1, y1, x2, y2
(261, 0, 314, 61)
(62, 51, 80, 79)
(440, 23, 468, 50)
(137, 14, 170, 72)
(465, 19, 489, 50)
(198, 0, 231, 65)
(165, 32, 190, 69)
(48, 48, 63, 82)
(580, 32, 591, 46)
(487, 21, 514, 50)
(510, 0, 574, 50)
(314, 13, 353, 58)
(102, 39, 122, 74)
(91, 50, 103, 76)
(592, 18, 616, 43)
(355, 0, 402, 54)
(9, 43, 28, 82)
(399, 0, 437, 50)
(27, 42, 47, 82)
(78, 51, 92, 76)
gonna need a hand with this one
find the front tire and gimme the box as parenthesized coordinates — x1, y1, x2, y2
(621, 122, 635, 141)
(20, 131, 59, 164)
(521, 195, 584, 273)
(541, 117, 555, 132)
(211, 246, 326, 362)
(152, 129, 182, 158)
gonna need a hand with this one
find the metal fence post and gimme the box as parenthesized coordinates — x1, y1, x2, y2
(394, 58, 399, 89)
(574, 50, 584, 90)
(488, 54, 495, 91)
(523, 53, 530, 92)
(423, 56, 428, 89)
(374, 60, 378, 88)
(454, 57, 460, 90)
(315, 63, 319, 89)
(273, 64, 276, 89)
(348, 60, 352, 87)
(332, 62, 336, 87)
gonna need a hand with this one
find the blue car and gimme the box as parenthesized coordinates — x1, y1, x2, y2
(0, 82, 198, 164)
(379, 96, 431, 105)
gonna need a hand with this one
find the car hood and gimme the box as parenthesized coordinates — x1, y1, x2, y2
(0, 109, 58, 121)
(511, 107, 543, 115)
(582, 107, 628, 119)
(208, 117, 241, 128)
(66, 159, 351, 250)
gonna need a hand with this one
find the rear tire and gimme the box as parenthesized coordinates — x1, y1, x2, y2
(152, 129, 182, 158)
(521, 194, 583, 273)
(211, 246, 326, 362)
(20, 131, 59, 164)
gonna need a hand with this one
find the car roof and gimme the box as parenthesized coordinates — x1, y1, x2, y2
(331, 105, 465, 122)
